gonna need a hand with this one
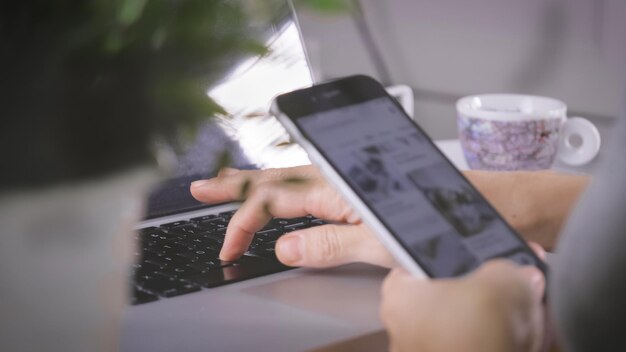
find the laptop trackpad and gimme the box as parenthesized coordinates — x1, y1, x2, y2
(242, 264, 388, 326)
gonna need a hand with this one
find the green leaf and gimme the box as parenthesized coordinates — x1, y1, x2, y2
(281, 176, 309, 185)
(262, 202, 272, 217)
(118, 0, 148, 26)
(238, 178, 251, 200)
(299, 0, 354, 13)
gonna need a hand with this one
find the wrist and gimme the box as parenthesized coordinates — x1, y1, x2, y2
(519, 171, 588, 249)
(464, 170, 535, 233)
(464, 170, 588, 250)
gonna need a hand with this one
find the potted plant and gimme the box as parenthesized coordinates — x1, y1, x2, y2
(0, 1, 347, 350)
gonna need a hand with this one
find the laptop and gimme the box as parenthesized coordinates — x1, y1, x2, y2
(121, 4, 388, 351)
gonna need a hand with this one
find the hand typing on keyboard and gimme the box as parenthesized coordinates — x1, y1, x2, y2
(133, 210, 323, 304)
(190, 165, 396, 269)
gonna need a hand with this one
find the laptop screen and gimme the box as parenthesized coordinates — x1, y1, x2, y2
(145, 10, 313, 219)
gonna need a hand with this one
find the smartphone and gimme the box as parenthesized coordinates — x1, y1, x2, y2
(271, 75, 547, 279)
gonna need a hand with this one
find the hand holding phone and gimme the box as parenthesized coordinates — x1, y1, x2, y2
(272, 75, 547, 279)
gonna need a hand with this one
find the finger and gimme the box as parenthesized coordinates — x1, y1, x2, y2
(217, 167, 241, 176)
(276, 223, 395, 268)
(190, 166, 318, 204)
(382, 268, 413, 297)
(527, 241, 547, 261)
(470, 260, 545, 300)
(380, 267, 426, 336)
(219, 185, 273, 260)
(468, 260, 546, 352)
(518, 266, 546, 299)
(219, 180, 357, 260)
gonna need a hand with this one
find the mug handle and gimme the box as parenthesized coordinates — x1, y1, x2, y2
(386, 85, 414, 119)
(557, 117, 601, 166)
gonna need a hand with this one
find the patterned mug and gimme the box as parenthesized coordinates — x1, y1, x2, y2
(457, 94, 601, 170)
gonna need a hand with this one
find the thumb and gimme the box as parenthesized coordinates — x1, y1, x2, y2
(275, 223, 394, 268)
(469, 260, 546, 352)
(470, 260, 545, 301)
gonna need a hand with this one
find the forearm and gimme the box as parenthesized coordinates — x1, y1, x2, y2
(464, 171, 589, 250)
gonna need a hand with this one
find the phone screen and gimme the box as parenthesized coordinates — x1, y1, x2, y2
(290, 93, 545, 278)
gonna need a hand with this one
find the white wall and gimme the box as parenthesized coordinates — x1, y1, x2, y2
(294, 0, 625, 140)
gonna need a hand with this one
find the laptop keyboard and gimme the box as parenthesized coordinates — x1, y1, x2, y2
(131, 210, 325, 305)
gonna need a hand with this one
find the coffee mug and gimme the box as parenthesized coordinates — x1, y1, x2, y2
(456, 94, 601, 170)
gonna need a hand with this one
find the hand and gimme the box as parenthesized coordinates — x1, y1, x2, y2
(464, 170, 588, 250)
(381, 258, 546, 352)
(190, 166, 395, 267)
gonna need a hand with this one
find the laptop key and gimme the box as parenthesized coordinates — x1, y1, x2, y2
(132, 261, 155, 272)
(165, 224, 202, 236)
(132, 288, 159, 305)
(153, 270, 178, 280)
(161, 242, 187, 254)
(161, 254, 192, 267)
(246, 244, 277, 258)
(190, 215, 222, 223)
(256, 228, 281, 237)
(134, 269, 156, 283)
(201, 237, 224, 248)
(176, 251, 200, 262)
(218, 211, 235, 221)
(176, 248, 218, 263)
(201, 233, 225, 245)
(218, 257, 260, 267)
(273, 217, 309, 226)
(186, 262, 216, 273)
(195, 226, 227, 237)
(196, 216, 227, 225)
(142, 232, 175, 246)
(213, 222, 228, 230)
(190, 214, 218, 222)
(162, 283, 202, 298)
(194, 222, 217, 232)
(158, 265, 204, 279)
(195, 221, 228, 232)
(174, 240, 198, 251)
(140, 276, 199, 297)
(139, 227, 159, 234)
(283, 223, 309, 233)
(160, 220, 191, 229)
(143, 254, 171, 267)
(143, 246, 166, 256)
(251, 236, 268, 245)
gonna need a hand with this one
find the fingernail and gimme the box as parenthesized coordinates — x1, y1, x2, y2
(531, 273, 545, 296)
(219, 249, 236, 261)
(219, 167, 240, 176)
(191, 180, 210, 189)
(521, 267, 545, 296)
(277, 235, 302, 264)
(346, 210, 361, 224)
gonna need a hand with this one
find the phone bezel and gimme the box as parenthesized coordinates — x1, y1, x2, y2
(273, 75, 548, 278)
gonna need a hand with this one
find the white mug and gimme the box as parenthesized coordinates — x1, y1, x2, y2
(456, 94, 601, 170)
(386, 84, 414, 119)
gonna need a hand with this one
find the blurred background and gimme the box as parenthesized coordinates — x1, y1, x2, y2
(210, 0, 626, 176)
(293, 0, 625, 142)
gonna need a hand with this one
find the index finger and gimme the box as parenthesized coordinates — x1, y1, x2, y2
(219, 179, 358, 260)
(190, 166, 318, 204)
